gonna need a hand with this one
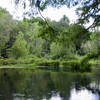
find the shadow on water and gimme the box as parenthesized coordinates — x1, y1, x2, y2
(0, 66, 100, 100)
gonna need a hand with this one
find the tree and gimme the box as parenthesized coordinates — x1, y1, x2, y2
(0, 8, 17, 58)
(15, 0, 100, 28)
(51, 15, 70, 32)
(67, 24, 90, 55)
(20, 17, 45, 57)
(9, 32, 28, 59)
(89, 32, 100, 55)
(77, 0, 100, 28)
(50, 42, 74, 59)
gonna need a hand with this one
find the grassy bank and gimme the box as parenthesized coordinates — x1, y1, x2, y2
(0, 55, 93, 72)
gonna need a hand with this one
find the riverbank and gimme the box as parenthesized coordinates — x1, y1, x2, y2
(0, 56, 95, 72)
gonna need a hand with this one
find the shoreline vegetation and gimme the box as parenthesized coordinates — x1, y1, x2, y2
(0, 54, 99, 72)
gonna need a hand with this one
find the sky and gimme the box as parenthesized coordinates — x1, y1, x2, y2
(40, 6, 78, 23)
(0, 0, 78, 23)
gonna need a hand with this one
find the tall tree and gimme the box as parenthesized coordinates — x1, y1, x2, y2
(9, 32, 28, 59)
(0, 8, 17, 58)
(67, 24, 90, 55)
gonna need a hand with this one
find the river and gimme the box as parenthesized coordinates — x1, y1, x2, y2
(0, 68, 100, 100)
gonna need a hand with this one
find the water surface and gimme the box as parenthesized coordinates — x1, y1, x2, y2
(0, 68, 100, 100)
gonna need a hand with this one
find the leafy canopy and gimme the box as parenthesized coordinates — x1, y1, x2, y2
(15, 0, 100, 28)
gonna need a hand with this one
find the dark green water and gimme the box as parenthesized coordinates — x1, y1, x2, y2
(0, 68, 100, 100)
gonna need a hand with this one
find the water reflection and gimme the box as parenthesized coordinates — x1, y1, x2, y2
(0, 69, 99, 100)
(69, 89, 99, 100)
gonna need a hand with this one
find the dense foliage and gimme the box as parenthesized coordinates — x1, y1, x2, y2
(0, 8, 99, 71)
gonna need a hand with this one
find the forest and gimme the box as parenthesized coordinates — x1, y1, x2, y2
(0, 1, 100, 100)
(0, 0, 100, 72)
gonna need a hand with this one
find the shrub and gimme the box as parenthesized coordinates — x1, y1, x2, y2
(0, 58, 18, 65)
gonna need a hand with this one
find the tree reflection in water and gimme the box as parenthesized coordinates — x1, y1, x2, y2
(0, 69, 99, 100)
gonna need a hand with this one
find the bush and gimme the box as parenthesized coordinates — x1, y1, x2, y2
(36, 59, 60, 70)
(0, 58, 18, 65)
(37, 59, 59, 66)
(61, 60, 80, 71)
(0, 59, 3, 65)
(61, 59, 91, 72)
(79, 55, 91, 72)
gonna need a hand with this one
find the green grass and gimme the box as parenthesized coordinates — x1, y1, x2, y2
(9, 63, 36, 67)
(0, 63, 37, 69)
(0, 55, 96, 72)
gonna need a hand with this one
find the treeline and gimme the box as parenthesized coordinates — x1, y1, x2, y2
(0, 8, 100, 67)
